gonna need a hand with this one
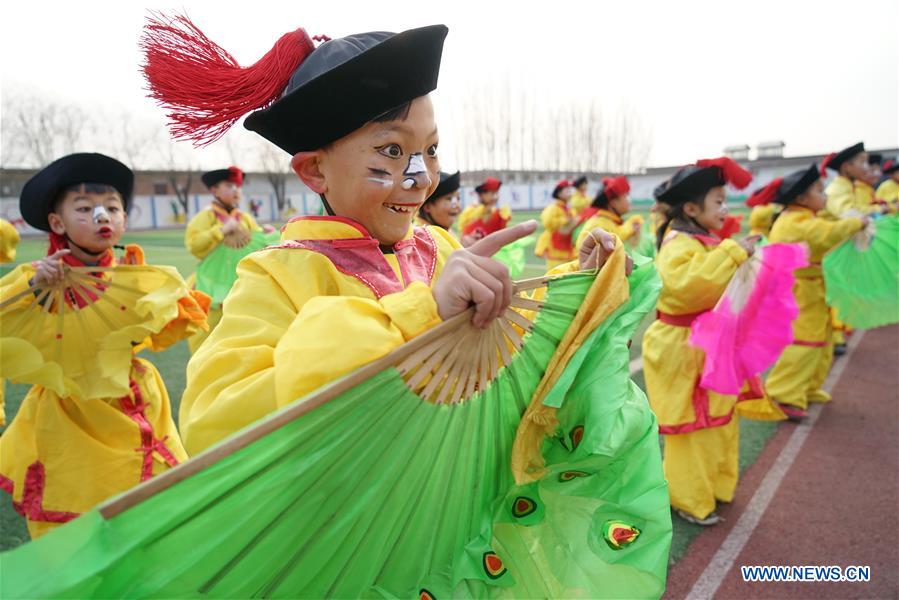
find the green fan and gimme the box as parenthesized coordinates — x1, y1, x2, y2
(0, 252, 670, 599)
(824, 214, 899, 329)
(633, 230, 657, 259)
(492, 234, 535, 278)
(195, 230, 280, 306)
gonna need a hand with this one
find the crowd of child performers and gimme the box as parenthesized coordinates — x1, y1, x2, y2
(0, 24, 892, 594)
(640, 145, 893, 525)
(0, 153, 210, 538)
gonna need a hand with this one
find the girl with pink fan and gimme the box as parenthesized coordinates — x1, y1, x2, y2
(762, 164, 868, 420)
(642, 157, 759, 526)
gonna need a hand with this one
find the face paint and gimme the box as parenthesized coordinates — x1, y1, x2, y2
(402, 153, 426, 190)
(92, 205, 110, 223)
(367, 176, 393, 188)
(366, 167, 393, 188)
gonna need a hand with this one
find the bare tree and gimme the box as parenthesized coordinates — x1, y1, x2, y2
(1, 92, 95, 167)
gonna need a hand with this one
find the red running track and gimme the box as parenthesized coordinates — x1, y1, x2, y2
(666, 325, 899, 599)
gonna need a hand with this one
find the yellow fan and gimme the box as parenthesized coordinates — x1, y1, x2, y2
(0, 263, 207, 400)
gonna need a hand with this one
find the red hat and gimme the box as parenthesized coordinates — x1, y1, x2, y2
(695, 157, 753, 190)
(601, 176, 630, 200)
(475, 177, 502, 193)
(746, 178, 783, 207)
(552, 179, 573, 199)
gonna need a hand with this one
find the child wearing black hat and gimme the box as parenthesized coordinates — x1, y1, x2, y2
(138, 18, 616, 456)
(417, 170, 461, 232)
(535, 179, 579, 268)
(822, 142, 881, 217)
(0, 153, 207, 539)
(185, 165, 261, 353)
(458, 176, 510, 245)
(569, 175, 591, 217)
(641, 157, 759, 525)
(755, 164, 868, 420)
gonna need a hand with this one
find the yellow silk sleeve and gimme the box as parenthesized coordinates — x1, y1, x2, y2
(185, 210, 224, 259)
(798, 216, 865, 258)
(457, 205, 481, 233)
(0, 220, 20, 263)
(240, 212, 263, 232)
(540, 204, 570, 232)
(180, 254, 441, 454)
(657, 236, 748, 313)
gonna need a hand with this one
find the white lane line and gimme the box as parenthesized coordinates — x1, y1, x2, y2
(685, 331, 866, 600)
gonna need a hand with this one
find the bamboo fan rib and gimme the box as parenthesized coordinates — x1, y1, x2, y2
(0, 263, 205, 400)
(397, 275, 578, 404)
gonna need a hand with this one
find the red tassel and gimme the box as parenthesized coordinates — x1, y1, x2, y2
(227, 166, 245, 186)
(820, 153, 836, 176)
(602, 176, 630, 200)
(696, 157, 753, 190)
(140, 13, 319, 146)
(711, 214, 743, 240)
(746, 178, 783, 207)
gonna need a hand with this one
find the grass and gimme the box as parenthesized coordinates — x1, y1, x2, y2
(0, 208, 778, 561)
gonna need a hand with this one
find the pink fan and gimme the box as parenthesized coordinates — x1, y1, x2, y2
(689, 243, 808, 394)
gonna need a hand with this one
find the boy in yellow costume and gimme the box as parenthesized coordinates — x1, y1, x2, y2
(535, 179, 578, 268)
(185, 166, 261, 353)
(876, 158, 899, 208)
(758, 164, 867, 420)
(821, 143, 884, 354)
(575, 175, 641, 250)
(417, 170, 461, 233)
(0, 218, 20, 426)
(0, 153, 207, 538)
(142, 23, 621, 455)
(457, 176, 510, 245)
(823, 142, 880, 218)
(569, 175, 590, 216)
(642, 157, 758, 526)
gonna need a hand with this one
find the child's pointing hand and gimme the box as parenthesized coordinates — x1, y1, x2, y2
(32, 249, 70, 288)
(433, 220, 538, 328)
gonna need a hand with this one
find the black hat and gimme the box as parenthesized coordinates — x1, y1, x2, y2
(776, 163, 821, 205)
(202, 166, 245, 188)
(244, 26, 448, 154)
(657, 157, 753, 206)
(868, 153, 883, 166)
(883, 158, 899, 175)
(822, 142, 865, 174)
(652, 180, 670, 201)
(20, 153, 133, 232)
(424, 171, 460, 204)
(573, 175, 588, 188)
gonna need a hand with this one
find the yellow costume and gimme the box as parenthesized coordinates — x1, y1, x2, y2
(748, 204, 776, 237)
(185, 203, 261, 353)
(535, 200, 576, 268)
(0, 247, 204, 539)
(875, 179, 899, 209)
(575, 209, 641, 251)
(642, 231, 749, 519)
(570, 189, 591, 216)
(825, 175, 879, 218)
(180, 217, 458, 455)
(0, 218, 20, 263)
(764, 207, 864, 409)
(457, 204, 511, 239)
(0, 218, 19, 426)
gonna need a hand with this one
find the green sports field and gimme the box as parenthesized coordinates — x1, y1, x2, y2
(0, 208, 774, 563)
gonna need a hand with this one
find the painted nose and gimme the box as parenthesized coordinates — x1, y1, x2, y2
(92, 205, 110, 224)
